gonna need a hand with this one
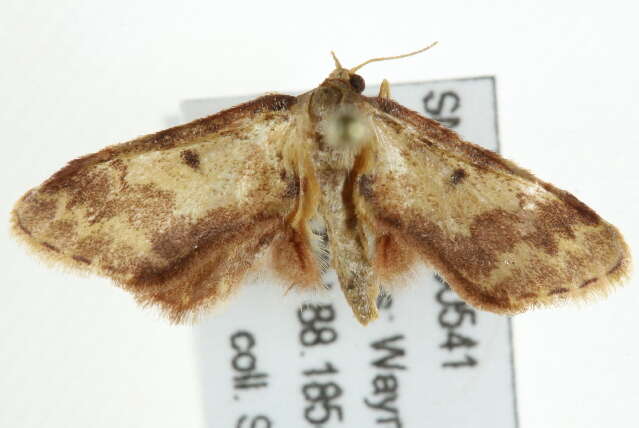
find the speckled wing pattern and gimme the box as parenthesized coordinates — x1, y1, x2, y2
(11, 95, 300, 321)
(357, 97, 631, 314)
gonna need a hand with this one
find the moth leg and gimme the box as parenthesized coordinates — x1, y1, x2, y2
(273, 156, 324, 289)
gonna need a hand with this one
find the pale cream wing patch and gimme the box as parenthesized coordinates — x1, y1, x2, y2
(356, 98, 631, 314)
(11, 95, 301, 321)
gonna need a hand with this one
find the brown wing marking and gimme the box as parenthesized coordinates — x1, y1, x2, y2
(136, 212, 282, 322)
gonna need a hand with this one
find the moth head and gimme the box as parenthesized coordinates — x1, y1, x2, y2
(328, 53, 366, 94)
(327, 42, 439, 96)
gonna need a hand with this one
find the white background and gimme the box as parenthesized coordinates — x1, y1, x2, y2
(1, 1, 637, 427)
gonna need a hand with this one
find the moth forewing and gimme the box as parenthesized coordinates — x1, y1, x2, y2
(357, 97, 631, 315)
(11, 95, 307, 322)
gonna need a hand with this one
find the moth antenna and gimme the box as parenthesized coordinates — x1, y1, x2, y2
(349, 42, 439, 74)
(331, 51, 343, 69)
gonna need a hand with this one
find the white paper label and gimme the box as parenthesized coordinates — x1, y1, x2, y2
(181, 76, 518, 428)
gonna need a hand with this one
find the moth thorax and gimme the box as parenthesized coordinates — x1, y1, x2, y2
(321, 108, 372, 152)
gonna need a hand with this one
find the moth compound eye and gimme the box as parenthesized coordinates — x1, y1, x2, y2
(349, 74, 365, 94)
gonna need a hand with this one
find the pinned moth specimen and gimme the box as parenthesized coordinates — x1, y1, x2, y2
(11, 45, 631, 325)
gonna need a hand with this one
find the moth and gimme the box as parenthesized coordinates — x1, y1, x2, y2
(11, 45, 631, 325)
